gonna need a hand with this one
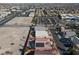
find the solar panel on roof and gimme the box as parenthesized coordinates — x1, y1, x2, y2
(36, 43, 44, 47)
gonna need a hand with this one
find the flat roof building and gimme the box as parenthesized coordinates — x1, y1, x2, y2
(29, 12, 35, 17)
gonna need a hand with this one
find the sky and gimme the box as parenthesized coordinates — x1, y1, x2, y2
(0, 0, 79, 3)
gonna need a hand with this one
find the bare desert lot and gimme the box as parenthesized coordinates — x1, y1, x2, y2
(5, 17, 33, 25)
(0, 27, 30, 55)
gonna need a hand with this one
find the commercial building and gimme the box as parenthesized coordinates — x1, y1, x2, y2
(34, 26, 59, 55)
(35, 27, 53, 54)
(61, 14, 79, 26)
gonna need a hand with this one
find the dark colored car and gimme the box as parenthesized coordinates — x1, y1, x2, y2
(58, 47, 70, 55)
(60, 38, 73, 47)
